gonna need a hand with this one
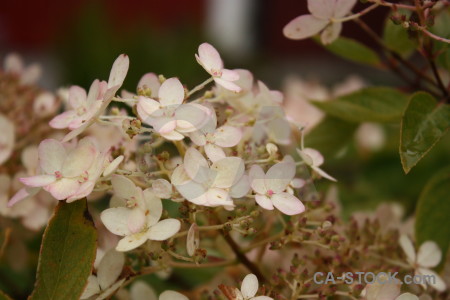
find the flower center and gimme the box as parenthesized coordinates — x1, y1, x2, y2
(54, 171, 62, 179)
(211, 69, 222, 77)
(267, 189, 274, 196)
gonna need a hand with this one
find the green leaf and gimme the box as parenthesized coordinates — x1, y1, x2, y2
(400, 92, 450, 173)
(320, 37, 380, 66)
(305, 116, 357, 158)
(29, 200, 97, 300)
(383, 13, 416, 57)
(0, 290, 12, 300)
(312, 87, 409, 123)
(415, 165, 450, 268)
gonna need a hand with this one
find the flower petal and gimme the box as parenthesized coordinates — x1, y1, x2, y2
(214, 126, 242, 147)
(211, 157, 245, 188)
(334, 0, 357, 18)
(147, 219, 181, 241)
(38, 139, 66, 174)
(108, 54, 129, 89)
(283, 14, 328, 40)
(62, 138, 96, 177)
(196, 43, 223, 73)
(127, 208, 146, 233)
(130, 281, 157, 300)
(205, 144, 226, 163)
(395, 293, 419, 300)
(206, 188, 232, 206)
(272, 192, 305, 215)
(158, 77, 185, 107)
(160, 291, 189, 300)
(20, 175, 56, 187)
(80, 275, 100, 299)
(137, 73, 160, 97)
(101, 207, 133, 236)
(49, 111, 78, 129)
(307, 0, 335, 19)
(151, 179, 172, 199)
(241, 273, 259, 298)
(417, 268, 447, 292)
(214, 78, 242, 92)
(320, 22, 342, 45)
(8, 187, 40, 207)
(220, 69, 239, 81)
(255, 194, 274, 210)
(249, 165, 267, 195)
(175, 103, 210, 133)
(111, 175, 137, 200)
(312, 166, 337, 182)
(143, 189, 163, 226)
(97, 250, 125, 290)
(230, 174, 250, 198)
(184, 148, 209, 181)
(116, 233, 148, 252)
(103, 155, 124, 177)
(417, 241, 442, 268)
(44, 178, 80, 200)
(137, 97, 161, 122)
(265, 159, 296, 193)
(399, 235, 416, 264)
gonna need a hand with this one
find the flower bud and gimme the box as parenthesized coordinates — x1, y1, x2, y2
(266, 143, 278, 156)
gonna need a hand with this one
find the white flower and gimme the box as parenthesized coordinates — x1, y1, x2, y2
(171, 147, 249, 208)
(399, 235, 447, 292)
(101, 175, 181, 252)
(4, 53, 41, 85)
(137, 77, 210, 140)
(249, 156, 305, 216)
(195, 43, 241, 92)
(60, 54, 130, 143)
(283, 0, 357, 44)
(33, 92, 58, 118)
(81, 249, 125, 299)
(235, 274, 273, 300)
(14, 137, 103, 202)
(49, 79, 107, 130)
(0, 114, 15, 166)
(296, 148, 337, 182)
(189, 123, 242, 162)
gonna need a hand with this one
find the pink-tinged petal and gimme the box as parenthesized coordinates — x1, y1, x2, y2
(320, 22, 342, 45)
(127, 208, 146, 233)
(158, 77, 185, 107)
(62, 139, 96, 177)
(312, 166, 337, 182)
(417, 268, 446, 292)
(137, 97, 161, 122)
(205, 144, 226, 163)
(270, 90, 284, 103)
(307, 0, 335, 19)
(38, 139, 66, 174)
(334, 0, 357, 18)
(196, 43, 223, 73)
(61, 122, 90, 143)
(214, 78, 242, 92)
(86, 79, 102, 106)
(205, 188, 232, 206)
(272, 192, 305, 215)
(249, 165, 267, 195)
(214, 125, 242, 147)
(8, 187, 40, 207)
(283, 14, 328, 40)
(211, 157, 245, 188)
(299, 148, 324, 167)
(265, 160, 296, 193)
(399, 235, 416, 264)
(147, 219, 181, 241)
(220, 69, 239, 81)
(143, 189, 163, 226)
(241, 273, 259, 298)
(184, 148, 209, 181)
(417, 241, 441, 268)
(101, 207, 133, 236)
(20, 175, 56, 187)
(230, 175, 250, 198)
(44, 178, 80, 200)
(69, 85, 87, 109)
(137, 73, 160, 97)
(255, 194, 274, 210)
(161, 130, 184, 141)
(189, 131, 206, 146)
(108, 54, 129, 89)
(234, 69, 254, 91)
(116, 233, 148, 252)
(66, 181, 96, 203)
(160, 291, 189, 300)
(49, 110, 78, 129)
